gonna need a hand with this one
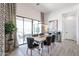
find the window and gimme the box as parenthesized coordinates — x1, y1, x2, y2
(33, 20, 39, 34)
(33, 20, 42, 34)
(16, 16, 32, 45)
(16, 16, 42, 45)
(24, 18, 32, 35)
(16, 17, 24, 45)
(38, 22, 42, 33)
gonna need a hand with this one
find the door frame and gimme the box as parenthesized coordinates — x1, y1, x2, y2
(62, 11, 76, 41)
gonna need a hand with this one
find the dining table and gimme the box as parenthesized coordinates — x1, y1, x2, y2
(32, 35, 48, 55)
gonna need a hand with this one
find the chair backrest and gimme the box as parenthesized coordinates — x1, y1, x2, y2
(32, 34, 38, 37)
(48, 33, 52, 35)
(39, 33, 44, 36)
(18, 34, 23, 39)
(57, 32, 61, 34)
(46, 36, 51, 45)
(51, 35, 55, 42)
(27, 37, 34, 48)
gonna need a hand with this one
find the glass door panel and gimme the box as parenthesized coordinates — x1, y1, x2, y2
(24, 18, 32, 43)
(16, 17, 23, 45)
(38, 22, 42, 34)
(16, 16, 42, 45)
(33, 21, 39, 34)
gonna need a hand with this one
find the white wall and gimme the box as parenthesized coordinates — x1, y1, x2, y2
(45, 4, 79, 43)
(76, 12, 79, 44)
(16, 3, 41, 21)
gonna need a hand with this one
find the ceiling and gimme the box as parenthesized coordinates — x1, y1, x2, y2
(17, 3, 79, 13)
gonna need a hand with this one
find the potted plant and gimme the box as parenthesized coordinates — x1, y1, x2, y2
(5, 21, 16, 41)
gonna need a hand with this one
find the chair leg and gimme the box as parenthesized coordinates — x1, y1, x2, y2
(41, 43, 43, 56)
(53, 43, 55, 48)
(48, 46, 51, 55)
(51, 44, 52, 51)
(40, 47, 43, 56)
(52, 43, 54, 48)
(30, 50, 32, 56)
(42, 47, 43, 53)
(48, 46, 49, 54)
(38, 48, 40, 55)
(49, 46, 52, 56)
(27, 48, 28, 55)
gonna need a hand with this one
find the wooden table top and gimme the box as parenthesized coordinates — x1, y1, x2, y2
(32, 35, 47, 42)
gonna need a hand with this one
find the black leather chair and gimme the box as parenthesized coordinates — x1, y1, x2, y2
(32, 34, 38, 37)
(43, 36, 52, 54)
(51, 35, 55, 48)
(48, 33, 52, 35)
(27, 37, 40, 56)
(51, 35, 55, 42)
(39, 33, 44, 36)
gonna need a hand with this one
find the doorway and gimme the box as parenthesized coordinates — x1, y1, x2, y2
(62, 12, 76, 41)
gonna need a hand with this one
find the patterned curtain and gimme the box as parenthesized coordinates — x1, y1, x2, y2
(0, 3, 5, 56)
(4, 3, 16, 55)
(0, 3, 16, 56)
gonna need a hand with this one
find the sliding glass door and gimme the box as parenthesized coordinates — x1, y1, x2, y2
(33, 21, 42, 34)
(38, 22, 42, 34)
(16, 16, 42, 45)
(16, 17, 24, 45)
(16, 17, 32, 45)
(24, 18, 32, 43)
(33, 20, 39, 34)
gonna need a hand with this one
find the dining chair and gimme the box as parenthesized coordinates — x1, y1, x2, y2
(51, 35, 55, 48)
(27, 37, 40, 56)
(57, 32, 61, 42)
(43, 36, 52, 55)
(32, 34, 38, 37)
(48, 33, 52, 35)
(39, 33, 44, 36)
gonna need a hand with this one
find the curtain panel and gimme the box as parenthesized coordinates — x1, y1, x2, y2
(4, 3, 16, 55)
(0, 3, 5, 56)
